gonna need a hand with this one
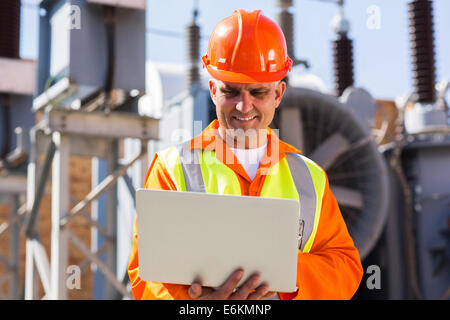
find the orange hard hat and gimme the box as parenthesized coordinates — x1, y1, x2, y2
(202, 9, 292, 83)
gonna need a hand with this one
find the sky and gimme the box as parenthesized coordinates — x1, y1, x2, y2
(20, 0, 450, 101)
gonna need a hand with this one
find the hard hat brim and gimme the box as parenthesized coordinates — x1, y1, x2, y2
(205, 65, 289, 84)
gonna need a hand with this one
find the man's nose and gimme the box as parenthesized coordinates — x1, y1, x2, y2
(235, 92, 254, 114)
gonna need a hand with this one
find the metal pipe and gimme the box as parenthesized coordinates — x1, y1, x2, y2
(25, 140, 56, 238)
(121, 173, 136, 204)
(8, 195, 19, 299)
(104, 6, 116, 112)
(0, 203, 26, 237)
(105, 138, 118, 299)
(0, 95, 11, 161)
(78, 242, 109, 272)
(6, 127, 30, 168)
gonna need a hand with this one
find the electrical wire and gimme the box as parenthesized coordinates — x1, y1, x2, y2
(146, 27, 208, 40)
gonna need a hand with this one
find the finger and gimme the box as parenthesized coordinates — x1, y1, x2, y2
(261, 291, 278, 300)
(247, 283, 270, 300)
(190, 283, 216, 300)
(188, 283, 203, 299)
(214, 269, 244, 299)
(230, 273, 261, 300)
(201, 287, 215, 296)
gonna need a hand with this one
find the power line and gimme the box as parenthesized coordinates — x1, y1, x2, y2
(146, 27, 208, 41)
(20, 1, 208, 41)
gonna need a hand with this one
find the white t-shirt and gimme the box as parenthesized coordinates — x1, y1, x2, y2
(217, 128, 268, 180)
(229, 143, 267, 180)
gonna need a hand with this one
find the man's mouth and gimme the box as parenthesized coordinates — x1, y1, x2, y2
(232, 115, 257, 122)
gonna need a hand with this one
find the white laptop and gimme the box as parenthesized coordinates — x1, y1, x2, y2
(135, 188, 300, 293)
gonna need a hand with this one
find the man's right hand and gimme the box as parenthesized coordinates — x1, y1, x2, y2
(188, 269, 277, 300)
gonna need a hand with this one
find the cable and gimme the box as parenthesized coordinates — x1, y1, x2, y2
(146, 27, 208, 41)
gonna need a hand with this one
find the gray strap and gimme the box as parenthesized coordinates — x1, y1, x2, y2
(176, 141, 205, 193)
(286, 153, 317, 251)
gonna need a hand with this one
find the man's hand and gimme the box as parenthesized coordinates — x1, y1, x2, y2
(188, 269, 277, 300)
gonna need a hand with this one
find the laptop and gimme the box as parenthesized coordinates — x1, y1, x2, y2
(135, 188, 300, 293)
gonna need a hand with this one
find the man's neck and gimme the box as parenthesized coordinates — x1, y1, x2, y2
(218, 126, 268, 149)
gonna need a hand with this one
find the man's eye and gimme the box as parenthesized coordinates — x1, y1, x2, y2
(221, 89, 239, 97)
(251, 91, 266, 97)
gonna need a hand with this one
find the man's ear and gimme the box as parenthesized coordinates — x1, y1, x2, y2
(274, 80, 286, 109)
(209, 79, 217, 103)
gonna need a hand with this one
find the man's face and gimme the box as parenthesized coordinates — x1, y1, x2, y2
(209, 79, 286, 146)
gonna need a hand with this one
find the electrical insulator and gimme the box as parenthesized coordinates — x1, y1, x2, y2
(333, 33, 354, 96)
(186, 10, 200, 89)
(277, 9, 295, 61)
(408, 0, 436, 103)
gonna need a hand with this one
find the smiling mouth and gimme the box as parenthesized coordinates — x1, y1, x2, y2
(232, 116, 257, 121)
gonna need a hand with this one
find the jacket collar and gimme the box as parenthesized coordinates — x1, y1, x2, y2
(189, 120, 301, 180)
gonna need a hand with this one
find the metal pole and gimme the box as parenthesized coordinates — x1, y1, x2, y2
(91, 156, 106, 299)
(25, 128, 40, 300)
(105, 138, 118, 299)
(24, 239, 35, 300)
(139, 140, 148, 188)
(8, 195, 19, 299)
(50, 131, 69, 300)
(25, 140, 56, 237)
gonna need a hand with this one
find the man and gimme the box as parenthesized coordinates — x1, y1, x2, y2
(128, 9, 363, 300)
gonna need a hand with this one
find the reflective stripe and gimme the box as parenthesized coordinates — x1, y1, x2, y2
(157, 146, 187, 191)
(300, 156, 327, 253)
(285, 153, 317, 252)
(176, 141, 205, 193)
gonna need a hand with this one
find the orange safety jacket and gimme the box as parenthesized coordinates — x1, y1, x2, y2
(128, 120, 363, 300)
